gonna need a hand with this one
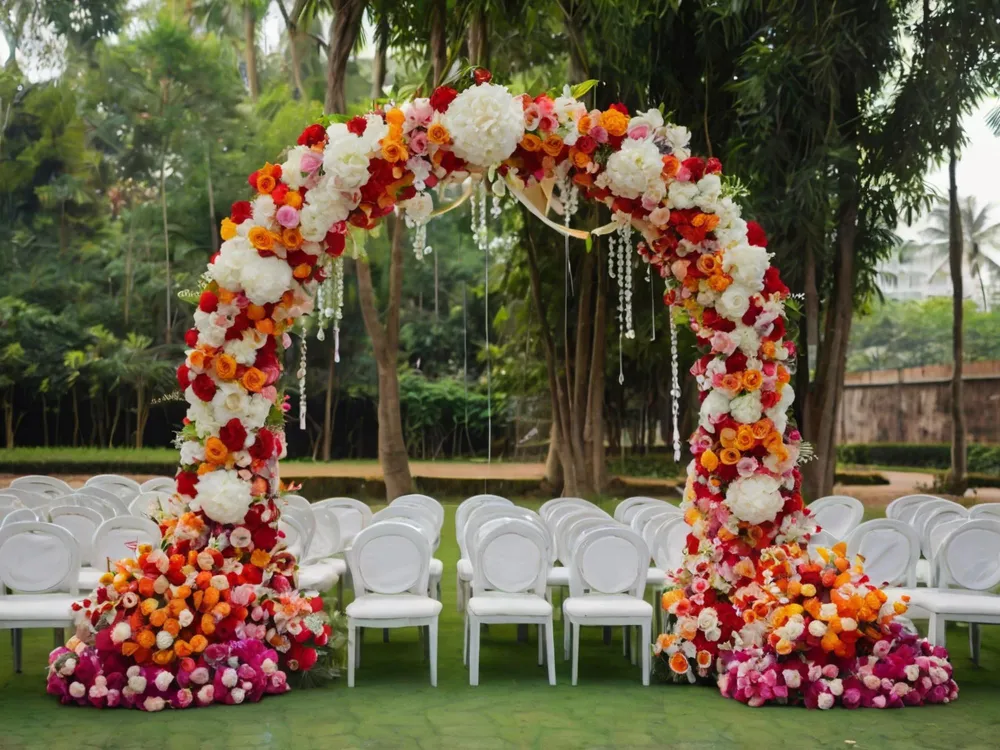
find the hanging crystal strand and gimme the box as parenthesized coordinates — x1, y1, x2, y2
(316, 277, 327, 341)
(647, 263, 656, 342)
(298, 319, 308, 430)
(620, 225, 635, 340)
(607, 229, 616, 280)
(669, 306, 681, 462)
(479, 181, 492, 476)
(478, 181, 488, 251)
(332, 256, 344, 363)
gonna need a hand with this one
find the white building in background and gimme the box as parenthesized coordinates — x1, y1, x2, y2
(877, 247, 989, 305)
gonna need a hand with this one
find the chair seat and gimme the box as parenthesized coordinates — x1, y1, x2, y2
(346, 594, 443, 620)
(0, 593, 78, 623)
(78, 568, 103, 591)
(430, 558, 443, 578)
(905, 590, 1000, 616)
(547, 566, 569, 587)
(646, 567, 666, 586)
(457, 558, 472, 581)
(297, 560, 340, 593)
(467, 592, 553, 618)
(564, 595, 653, 620)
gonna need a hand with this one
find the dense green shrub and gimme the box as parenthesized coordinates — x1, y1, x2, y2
(837, 443, 1000, 475)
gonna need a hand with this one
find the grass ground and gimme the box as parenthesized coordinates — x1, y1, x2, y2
(1, 500, 999, 749)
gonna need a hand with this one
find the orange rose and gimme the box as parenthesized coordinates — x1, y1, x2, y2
(708, 273, 731, 292)
(696, 650, 713, 669)
(197, 462, 216, 476)
(136, 629, 157, 649)
(217, 288, 236, 304)
(720, 373, 742, 393)
(148, 609, 167, 628)
(577, 114, 592, 134)
(742, 369, 763, 391)
(214, 354, 237, 381)
(246, 304, 266, 322)
(173, 640, 192, 658)
(152, 649, 175, 666)
(669, 652, 690, 674)
(121, 642, 140, 657)
(520, 133, 542, 152)
(202, 587, 220, 611)
(777, 365, 791, 384)
(248, 226, 273, 252)
(281, 227, 303, 249)
(427, 123, 450, 145)
(700, 449, 719, 472)
(751, 419, 773, 440)
(220, 218, 237, 241)
(735, 426, 756, 451)
(187, 349, 208, 371)
(762, 340, 777, 358)
(720, 448, 741, 465)
(719, 427, 737, 449)
(571, 149, 591, 168)
(381, 139, 408, 163)
(190, 634, 209, 653)
(600, 108, 629, 136)
(662, 154, 680, 178)
(204, 437, 228, 464)
(385, 108, 405, 127)
(541, 134, 564, 157)
(255, 318, 275, 335)
(256, 174, 276, 194)
(242, 367, 266, 393)
(283, 190, 303, 209)
(293, 263, 312, 279)
(250, 549, 271, 567)
(764, 432, 784, 454)
(696, 254, 720, 275)
(703, 214, 720, 231)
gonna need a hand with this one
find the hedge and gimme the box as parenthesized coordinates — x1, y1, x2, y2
(833, 471, 890, 486)
(837, 443, 1000, 475)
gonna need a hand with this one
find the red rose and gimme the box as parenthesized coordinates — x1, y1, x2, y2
(472, 68, 492, 85)
(726, 352, 748, 374)
(270, 183, 288, 205)
(576, 135, 597, 155)
(252, 525, 278, 552)
(346, 116, 367, 136)
(231, 201, 252, 224)
(609, 102, 629, 115)
(184, 328, 199, 347)
(705, 157, 723, 174)
(310, 596, 324, 613)
(198, 290, 218, 313)
(177, 363, 191, 391)
(176, 471, 198, 497)
(741, 302, 762, 326)
(297, 123, 326, 147)
(249, 429, 276, 461)
(761, 390, 780, 409)
(191, 373, 216, 402)
(397, 185, 417, 202)
(241, 564, 263, 585)
(746, 220, 768, 247)
(429, 86, 458, 112)
(682, 157, 706, 181)
(219, 418, 247, 452)
(762, 266, 788, 296)
(769, 316, 786, 341)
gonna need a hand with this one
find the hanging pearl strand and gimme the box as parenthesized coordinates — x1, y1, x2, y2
(647, 262, 656, 342)
(331, 256, 344, 363)
(618, 223, 635, 340)
(669, 306, 681, 462)
(298, 318, 308, 430)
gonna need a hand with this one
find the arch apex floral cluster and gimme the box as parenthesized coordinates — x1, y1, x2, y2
(48, 68, 956, 711)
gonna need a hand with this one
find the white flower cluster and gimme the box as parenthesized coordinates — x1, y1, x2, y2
(601, 138, 666, 201)
(443, 83, 525, 167)
(191, 469, 253, 525)
(209, 238, 293, 305)
(723, 474, 784, 525)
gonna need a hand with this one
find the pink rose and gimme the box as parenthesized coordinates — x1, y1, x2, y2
(671, 259, 689, 281)
(649, 206, 670, 227)
(710, 331, 737, 356)
(409, 130, 428, 155)
(538, 114, 558, 132)
(737, 457, 758, 477)
(590, 125, 608, 144)
(299, 150, 322, 174)
(275, 205, 300, 228)
(523, 104, 541, 130)
(628, 123, 650, 140)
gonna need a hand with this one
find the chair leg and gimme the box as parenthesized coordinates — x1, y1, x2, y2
(470, 615, 481, 686)
(13, 629, 22, 674)
(538, 623, 544, 666)
(563, 608, 570, 661)
(429, 619, 438, 687)
(641, 620, 650, 686)
(336, 577, 344, 611)
(571, 622, 581, 686)
(928, 615, 945, 647)
(463, 614, 469, 667)
(347, 624, 356, 687)
(356, 626, 363, 668)
(53, 627, 64, 649)
(456, 575, 463, 612)
(970, 623, 982, 665)
(622, 626, 627, 656)
(383, 628, 390, 643)
(545, 619, 556, 686)
(630, 626, 638, 665)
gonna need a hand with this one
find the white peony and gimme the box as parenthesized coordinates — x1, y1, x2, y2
(192, 309, 229, 350)
(244, 394, 273, 430)
(699, 390, 731, 432)
(603, 138, 665, 199)
(723, 243, 769, 292)
(252, 195, 276, 227)
(716, 285, 751, 320)
(401, 191, 434, 224)
(179, 440, 205, 466)
(209, 238, 293, 305)
(224, 330, 266, 366)
(192, 470, 253, 525)
(322, 130, 374, 192)
(667, 179, 699, 209)
(443, 83, 525, 167)
(729, 393, 763, 424)
(724, 475, 784, 525)
(212, 382, 250, 425)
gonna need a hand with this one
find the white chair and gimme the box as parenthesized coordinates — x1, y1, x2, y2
(0, 522, 82, 672)
(465, 518, 555, 686)
(615, 496, 676, 524)
(282, 505, 316, 559)
(128, 491, 173, 520)
(921, 504, 969, 561)
(563, 526, 653, 685)
(651, 517, 691, 577)
(969, 503, 1000, 520)
(372, 506, 442, 600)
(886, 494, 944, 524)
(846, 519, 921, 589)
(314, 497, 372, 547)
(808, 495, 865, 540)
(1, 488, 50, 510)
(140, 477, 175, 493)
(907, 519, 1000, 662)
(85, 475, 141, 499)
(278, 512, 308, 558)
(346, 521, 441, 687)
(910, 497, 964, 540)
(392, 494, 444, 531)
(539, 497, 595, 523)
(10, 476, 72, 498)
(1, 508, 37, 526)
(89, 516, 161, 586)
(550, 506, 610, 562)
(297, 507, 345, 596)
(75, 486, 130, 516)
(456, 495, 513, 545)
(48, 505, 103, 568)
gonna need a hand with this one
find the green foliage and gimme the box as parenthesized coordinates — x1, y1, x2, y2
(837, 442, 1000, 476)
(399, 372, 502, 458)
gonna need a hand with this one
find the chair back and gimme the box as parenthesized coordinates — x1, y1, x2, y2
(85, 474, 141, 500)
(472, 518, 549, 597)
(569, 526, 647, 598)
(969, 503, 1000, 520)
(651, 516, 691, 574)
(808, 495, 864, 540)
(456, 494, 513, 544)
(92, 516, 161, 571)
(49, 505, 103, 567)
(140, 477, 175, 494)
(616, 496, 675, 524)
(305, 506, 342, 562)
(886, 494, 944, 524)
(372, 506, 437, 551)
(63, 492, 117, 521)
(278, 512, 308, 558)
(129, 491, 173, 520)
(910, 498, 964, 539)
(392, 494, 444, 530)
(562, 517, 617, 569)
(552, 507, 609, 562)
(75, 486, 130, 516)
(920, 504, 969, 559)
(846, 519, 920, 588)
(2, 508, 38, 526)
(938, 518, 1000, 590)
(10, 475, 72, 498)
(313, 497, 371, 544)
(0, 494, 20, 508)
(0, 522, 81, 595)
(462, 505, 550, 562)
(539, 497, 594, 522)
(630, 504, 677, 539)
(280, 494, 312, 511)
(348, 521, 431, 596)
(1, 488, 50, 509)
(642, 514, 676, 559)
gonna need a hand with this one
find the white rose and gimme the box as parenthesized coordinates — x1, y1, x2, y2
(716, 285, 751, 320)
(180, 440, 205, 466)
(723, 244, 769, 292)
(443, 83, 525, 167)
(401, 191, 434, 224)
(699, 391, 731, 432)
(69, 681, 86, 698)
(111, 622, 131, 644)
(817, 692, 835, 710)
(322, 130, 373, 191)
(696, 607, 719, 631)
(783, 669, 802, 689)
(668, 180, 699, 209)
(154, 671, 174, 692)
(244, 394, 273, 430)
(280, 145, 312, 190)
(723, 475, 784, 525)
(185, 395, 222, 439)
(808, 620, 827, 638)
(192, 470, 253, 525)
(224, 330, 266, 366)
(212, 381, 249, 424)
(604, 138, 665, 199)
(729, 393, 763, 424)
(143, 696, 166, 712)
(155, 630, 174, 650)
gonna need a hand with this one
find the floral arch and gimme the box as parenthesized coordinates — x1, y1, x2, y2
(48, 70, 956, 710)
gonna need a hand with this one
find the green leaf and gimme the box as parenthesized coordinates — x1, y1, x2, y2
(585, 234, 593, 253)
(570, 79, 599, 100)
(317, 114, 351, 127)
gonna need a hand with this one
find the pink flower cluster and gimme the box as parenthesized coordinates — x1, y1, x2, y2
(47, 638, 288, 711)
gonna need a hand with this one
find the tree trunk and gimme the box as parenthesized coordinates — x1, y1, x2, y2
(243, 3, 259, 102)
(948, 117, 967, 487)
(135, 380, 145, 449)
(71, 386, 79, 447)
(355, 215, 413, 499)
(160, 142, 172, 345)
(289, 26, 306, 99)
(467, 7, 489, 68)
(543, 422, 562, 490)
(41, 394, 48, 447)
(321, 348, 336, 461)
(206, 142, 218, 253)
(371, 28, 388, 101)
(324, 0, 365, 116)
(585, 244, 607, 491)
(3, 393, 13, 449)
(429, 0, 448, 86)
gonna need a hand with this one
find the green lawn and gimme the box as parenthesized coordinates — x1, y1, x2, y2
(1, 501, 1000, 749)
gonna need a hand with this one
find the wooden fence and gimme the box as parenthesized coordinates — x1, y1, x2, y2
(836, 361, 1000, 444)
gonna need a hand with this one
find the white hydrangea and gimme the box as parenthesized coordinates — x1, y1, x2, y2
(244, 394, 274, 430)
(724, 474, 784, 525)
(602, 138, 665, 200)
(667, 179, 699, 209)
(179, 440, 205, 466)
(185, 390, 222, 438)
(699, 390, 731, 432)
(322, 129, 374, 192)
(192, 309, 228, 350)
(208, 238, 293, 305)
(723, 243, 769, 292)
(729, 393, 763, 424)
(192, 469, 253, 525)
(252, 195, 276, 227)
(443, 83, 525, 167)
